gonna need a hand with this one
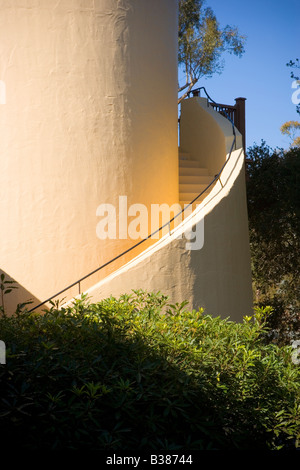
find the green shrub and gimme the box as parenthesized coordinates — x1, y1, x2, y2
(246, 142, 300, 345)
(0, 291, 299, 450)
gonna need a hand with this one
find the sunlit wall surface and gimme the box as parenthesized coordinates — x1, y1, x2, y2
(0, 0, 179, 313)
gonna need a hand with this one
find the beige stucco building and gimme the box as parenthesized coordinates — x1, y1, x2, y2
(0, 0, 253, 320)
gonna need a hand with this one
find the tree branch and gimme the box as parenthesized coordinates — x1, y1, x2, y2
(178, 78, 198, 104)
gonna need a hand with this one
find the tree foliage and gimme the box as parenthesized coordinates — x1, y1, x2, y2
(280, 121, 300, 148)
(178, 0, 246, 102)
(246, 141, 300, 344)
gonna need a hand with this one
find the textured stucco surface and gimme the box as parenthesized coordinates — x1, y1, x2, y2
(0, 0, 179, 313)
(180, 97, 243, 175)
(83, 100, 253, 321)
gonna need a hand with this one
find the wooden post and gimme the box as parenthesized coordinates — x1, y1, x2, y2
(234, 97, 246, 153)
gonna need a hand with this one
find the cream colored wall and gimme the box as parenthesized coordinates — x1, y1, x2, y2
(0, 0, 179, 314)
(80, 101, 253, 321)
(180, 97, 243, 175)
(78, 148, 253, 321)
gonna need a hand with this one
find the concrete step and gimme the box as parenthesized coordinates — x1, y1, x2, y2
(178, 147, 191, 155)
(178, 151, 192, 160)
(178, 151, 214, 209)
(179, 191, 209, 202)
(179, 166, 209, 176)
(179, 175, 212, 185)
(179, 183, 209, 194)
(179, 159, 202, 168)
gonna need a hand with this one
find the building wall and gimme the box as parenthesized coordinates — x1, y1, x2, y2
(0, 0, 179, 314)
(82, 100, 253, 321)
(179, 97, 243, 175)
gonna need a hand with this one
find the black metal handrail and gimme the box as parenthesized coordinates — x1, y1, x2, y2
(28, 87, 237, 312)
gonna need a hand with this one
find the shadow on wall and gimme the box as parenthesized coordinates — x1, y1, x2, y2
(0, 270, 41, 316)
(189, 162, 253, 321)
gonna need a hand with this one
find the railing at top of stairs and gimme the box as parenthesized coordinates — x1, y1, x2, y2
(28, 87, 239, 313)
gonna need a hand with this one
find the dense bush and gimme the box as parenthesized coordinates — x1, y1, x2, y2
(246, 141, 300, 345)
(0, 290, 299, 451)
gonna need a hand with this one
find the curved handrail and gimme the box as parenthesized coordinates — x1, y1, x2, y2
(28, 87, 237, 312)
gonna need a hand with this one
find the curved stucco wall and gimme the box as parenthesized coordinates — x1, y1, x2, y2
(82, 149, 253, 321)
(180, 97, 243, 175)
(0, 0, 179, 314)
(80, 101, 253, 321)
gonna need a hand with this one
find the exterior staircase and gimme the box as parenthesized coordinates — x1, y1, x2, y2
(179, 150, 214, 210)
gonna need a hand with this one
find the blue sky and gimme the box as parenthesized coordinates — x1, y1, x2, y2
(179, 0, 300, 150)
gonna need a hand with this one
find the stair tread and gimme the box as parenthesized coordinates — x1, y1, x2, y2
(179, 183, 208, 193)
(179, 175, 212, 184)
(178, 154, 191, 160)
(179, 188, 209, 197)
(178, 153, 214, 209)
(179, 167, 209, 176)
(179, 159, 203, 168)
(180, 199, 205, 207)
(180, 199, 205, 204)
(178, 150, 191, 157)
